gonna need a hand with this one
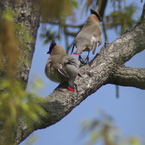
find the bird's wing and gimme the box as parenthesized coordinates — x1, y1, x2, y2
(77, 25, 101, 42)
(57, 68, 69, 78)
(92, 41, 99, 54)
(62, 56, 81, 89)
(62, 56, 80, 68)
(91, 25, 102, 54)
(50, 56, 69, 78)
(52, 64, 69, 78)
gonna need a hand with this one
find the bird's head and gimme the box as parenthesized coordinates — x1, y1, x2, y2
(47, 40, 66, 55)
(90, 8, 102, 22)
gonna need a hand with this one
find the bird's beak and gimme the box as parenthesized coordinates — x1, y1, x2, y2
(45, 51, 50, 54)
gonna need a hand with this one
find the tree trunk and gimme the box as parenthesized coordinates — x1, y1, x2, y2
(0, 0, 40, 84)
(0, 1, 145, 144)
(0, 0, 40, 144)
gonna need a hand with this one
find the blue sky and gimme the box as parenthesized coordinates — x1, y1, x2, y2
(21, 1, 145, 145)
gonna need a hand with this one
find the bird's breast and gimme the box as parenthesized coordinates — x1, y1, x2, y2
(45, 63, 64, 83)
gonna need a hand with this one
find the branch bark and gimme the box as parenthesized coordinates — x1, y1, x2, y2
(110, 66, 145, 89)
(0, 0, 40, 84)
(16, 21, 145, 144)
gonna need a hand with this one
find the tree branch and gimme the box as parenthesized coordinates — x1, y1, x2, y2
(16, 21, 145, 144)
(109, 65, 145, 89)
(97, 0, 108, 18)
(140, 3, 145, 21)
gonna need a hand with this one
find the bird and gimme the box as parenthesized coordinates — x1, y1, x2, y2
(45, 40, 81, 92)
(71, 8, 102, 62)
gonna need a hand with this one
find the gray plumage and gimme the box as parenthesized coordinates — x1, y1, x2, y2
(45, 40, 80, 92)
(72, 9, 102, 60)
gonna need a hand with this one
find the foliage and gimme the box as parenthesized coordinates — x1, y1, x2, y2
(0, 7, 46, 144)
(25, 134, 38, 145)
(0, 79, 44, 126)
(106, 3, 138, 34)
(0, 78, 45, 144)
(0, 9, 18, 77)
(39, 0, 79, 52)
(80, 111, 142, 145)
(0, 8, 32, 76)
(81, 0, 95, 12)
(37, 0, 78, 22)
(40, 0, 138, 53)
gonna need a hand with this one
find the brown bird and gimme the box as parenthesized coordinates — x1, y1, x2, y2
(72, 8, 102, 62)
(45, 40, 81, 92)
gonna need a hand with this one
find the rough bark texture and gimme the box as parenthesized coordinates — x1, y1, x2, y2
(0, 0, 40, 84)
(110, 66, 145, 89)
(16, 20, 145, 144)
(0, 1, 145, 145)
(0, 0, 40, 144)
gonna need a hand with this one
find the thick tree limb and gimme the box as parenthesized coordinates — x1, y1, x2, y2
(110, 66, 145, 89)
(141, 3, 145, 21)
(15, 21, 145, 144)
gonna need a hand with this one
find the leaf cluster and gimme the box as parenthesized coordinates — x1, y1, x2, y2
(38, 0, 78, 51)
(80, 111, 142, 145)
(0, 7, 46, 143)
(0, 78, 45, 143)
(105, 3, 138, 34)
(34, 0, 78, 22)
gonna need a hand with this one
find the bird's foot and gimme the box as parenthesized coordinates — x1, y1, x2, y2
(68, 86, 75, 92)
(123, 29, 130, 34)
(104, 39, 109, 46)
(78, 56, 86, 64)
(84, 56, 89, 63)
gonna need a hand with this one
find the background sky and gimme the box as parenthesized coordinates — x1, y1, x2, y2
(21, 0, 145, 145)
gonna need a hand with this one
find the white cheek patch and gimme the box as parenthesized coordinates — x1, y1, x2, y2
(91, 36, 96, 44)
(48, 60, 51, 63)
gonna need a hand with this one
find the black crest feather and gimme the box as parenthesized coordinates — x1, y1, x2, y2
(47, 39, 57, 54)
(90, 8, 102, 21)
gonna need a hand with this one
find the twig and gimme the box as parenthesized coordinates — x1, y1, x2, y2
(140, 3, 145, 21)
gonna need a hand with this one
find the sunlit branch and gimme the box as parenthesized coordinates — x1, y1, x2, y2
(110, 65, 145, 89)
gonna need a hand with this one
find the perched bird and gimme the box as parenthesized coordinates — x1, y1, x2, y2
(72, 8, 102, 62)
(45, 40, 81, 92)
